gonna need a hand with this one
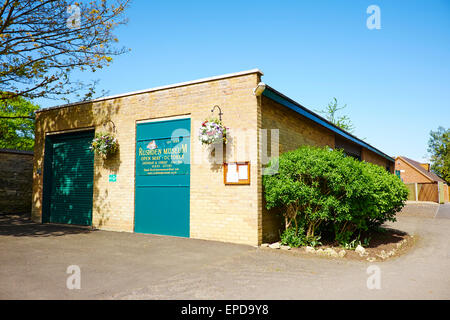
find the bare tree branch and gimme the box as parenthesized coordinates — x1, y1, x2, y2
(0, 0, 130, 102)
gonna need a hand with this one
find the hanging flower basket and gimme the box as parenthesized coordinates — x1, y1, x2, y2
(198, 118, 228, 145)
(90, 132, 118, 158)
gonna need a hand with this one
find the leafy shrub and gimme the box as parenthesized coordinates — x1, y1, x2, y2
(340, 234, 371, 250)
(280, 227, 322, 248)
(263, 146, 408, 246)
(280, 227, 305, 248)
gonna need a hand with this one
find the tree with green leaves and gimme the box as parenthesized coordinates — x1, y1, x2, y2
(0, 0, 130, 102)
(0, 95, 39, 151)
(263, 146, 408, 248)
(427, 126, 449, 183)
(316, 98, 355, 133)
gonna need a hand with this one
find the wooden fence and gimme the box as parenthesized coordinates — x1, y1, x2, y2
(405, 182, 448, 203)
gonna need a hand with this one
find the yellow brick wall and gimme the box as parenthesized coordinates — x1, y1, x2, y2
(32, 73, 262, 246)
(260, 96, 335, 154)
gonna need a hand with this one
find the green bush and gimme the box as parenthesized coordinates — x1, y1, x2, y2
(263, 146, 408, 246)
(280, 225, 323, 248)
(280, 227, 305, 248)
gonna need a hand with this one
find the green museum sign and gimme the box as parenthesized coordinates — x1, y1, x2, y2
(136, 137, 190, 176)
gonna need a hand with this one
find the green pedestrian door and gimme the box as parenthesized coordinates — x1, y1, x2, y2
(135, 118, 190, 237)
(42, 130, 94, 226)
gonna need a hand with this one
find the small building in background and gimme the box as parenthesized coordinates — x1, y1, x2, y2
(395, 156, 448, 203)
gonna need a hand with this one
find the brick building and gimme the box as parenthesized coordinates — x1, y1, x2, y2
(31, 69, 394, 245)
(395, 156, 448, 203)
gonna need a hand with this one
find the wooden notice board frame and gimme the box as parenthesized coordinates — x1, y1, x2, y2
(223, 162, 250, 185)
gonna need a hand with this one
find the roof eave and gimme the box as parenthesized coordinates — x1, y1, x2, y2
(262, 85, 395, 163)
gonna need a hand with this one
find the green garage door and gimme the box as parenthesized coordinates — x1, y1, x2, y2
(135, 118, 190, 237)
(43, 130, 94, 226)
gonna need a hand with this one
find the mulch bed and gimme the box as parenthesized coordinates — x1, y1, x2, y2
(331, 227, 415, 261)
(264, 227, 416, 262)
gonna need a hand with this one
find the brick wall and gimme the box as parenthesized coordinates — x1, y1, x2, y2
(362, 148, 394, 173)
(260, 96, 335, 154)
(0, 149, 34, 214)
(32, 72, 262, 246)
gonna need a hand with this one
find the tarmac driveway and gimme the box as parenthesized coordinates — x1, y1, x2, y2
(436, 203, 450, 219)
(0, 211, 449, 300)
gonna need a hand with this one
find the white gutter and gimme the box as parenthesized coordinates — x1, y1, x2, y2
(253, 82, 266, 96)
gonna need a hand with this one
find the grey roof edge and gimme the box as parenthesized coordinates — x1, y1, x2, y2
(35, 69, 263, 114)
(0, 148, 34, 155)
(263, 85, 395, 163)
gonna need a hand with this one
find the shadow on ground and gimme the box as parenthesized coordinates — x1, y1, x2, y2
(0, 214, 93, 237)
(365, 226, 407, 248)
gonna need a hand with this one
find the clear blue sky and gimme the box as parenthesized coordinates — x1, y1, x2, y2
(38, 0, 450, 162)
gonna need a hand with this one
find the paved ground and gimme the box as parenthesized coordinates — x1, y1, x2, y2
(436, 203, 450, 219)
(398, 201, 440, 218)
(0, 209, 449, 300)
